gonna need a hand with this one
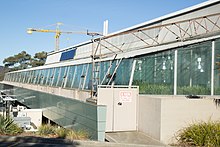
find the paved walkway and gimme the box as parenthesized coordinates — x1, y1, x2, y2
(0, 135, 170, 147)
(105, 131, 167, 146)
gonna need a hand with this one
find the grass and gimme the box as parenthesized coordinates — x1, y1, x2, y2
(37, 124, 89, 140)
(66, 129, 89, 141)
(37, 124, 56, 136)
(0, 115, 23, 135)
(176, 120, 220, 146)
(0, 119, 90, 141)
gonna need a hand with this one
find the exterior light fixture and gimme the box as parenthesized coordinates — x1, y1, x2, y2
(162, 62, 166, 70)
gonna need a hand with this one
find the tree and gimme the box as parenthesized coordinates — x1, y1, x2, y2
(3, 56, 17, 68)
(30, 51, 47, 67)
(15, 51, 31, 69)
(3, 51, 47, 70)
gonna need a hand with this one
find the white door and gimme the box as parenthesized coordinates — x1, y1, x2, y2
(113, 89, 137, 131)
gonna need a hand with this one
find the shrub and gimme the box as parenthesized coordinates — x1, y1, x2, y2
(37, 124, 89, 140)
(66, 129, 89, 141)
(0, 115, 23, 135)
(55, 127, 67, 138)
(66, 130, 78, 141)
(177, 121, 220, 146)
(37, 124, 56, 136)
(75, 129, 89, 140)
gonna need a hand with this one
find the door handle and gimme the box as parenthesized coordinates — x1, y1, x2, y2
(118, 102, 122, 105)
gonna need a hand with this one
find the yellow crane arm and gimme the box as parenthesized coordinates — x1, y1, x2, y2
(27, 26, 102, 51)
(27, 28, 90, 34)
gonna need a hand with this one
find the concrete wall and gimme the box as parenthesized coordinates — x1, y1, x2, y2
(138, 95, 161, 140)
(160, 97, 220, 144)
(22, 109, 42, 128)
(138, 95, 220, 144)
(1, 81, 90, 102)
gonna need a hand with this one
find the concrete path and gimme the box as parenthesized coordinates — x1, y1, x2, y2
(0, 135, 170, 147)
(105, 131, 167, 146)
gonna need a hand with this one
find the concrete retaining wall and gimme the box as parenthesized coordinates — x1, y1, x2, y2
(138, 95, 220, 144)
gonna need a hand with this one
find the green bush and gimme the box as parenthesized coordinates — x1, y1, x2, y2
(55, 127, 67, 138)
(177, 121, 220, 146)
(37, 124, 89, 140)
(177, 85, 211, 95)
(0, 115, 23, 135)
(133, 81, 173, 94)
(37, 124, 56, 136)
(66, 129, 89, 141)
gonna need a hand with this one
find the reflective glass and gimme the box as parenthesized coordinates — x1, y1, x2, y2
(56, 66, 66, 87)
(133, 50, 174, 94)
(99, 61, 110, 84)
(47, 68, 55, 86)
(30, 70, 36, 84)
(115, 58, 133, 85)
(36, 70, 42, 84)
(65, 66, 75, 88)
(72, 65, 82, 88)
(214, 39, 220, 95)
(177, 41, 212, 95)
(84, 64, 92, 90)
(79, 64, 88, 90)
(52, 67, 60, 87)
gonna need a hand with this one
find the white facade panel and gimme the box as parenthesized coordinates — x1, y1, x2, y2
(45, 52, 61, 64)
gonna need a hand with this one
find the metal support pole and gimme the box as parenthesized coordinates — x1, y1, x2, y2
(211, 41, 215, 95)
(174, 50, 178, 95)
(129, 60, 136, 87)
(91, 36, 95, 98)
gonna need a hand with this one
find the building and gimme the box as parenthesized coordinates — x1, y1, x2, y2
(2, 0, 220, 144)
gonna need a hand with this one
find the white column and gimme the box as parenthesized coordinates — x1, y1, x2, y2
(129, 60, 137, 87)
(211, 41, 215, 96)
(174, 50, 178, 95)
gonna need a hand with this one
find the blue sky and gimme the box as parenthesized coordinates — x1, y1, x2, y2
(0, 0, 207, 65)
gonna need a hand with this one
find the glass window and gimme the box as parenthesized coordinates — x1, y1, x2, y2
(65, 66, 75, 88)
(52, 67, 60, 87)
(36, 70, 43, 85)
(177, 41, 212, 95)
(100, 60, 116, 85)
(214, 39, 220, 95)
(56, 66, 66, 87)
(30, 70, 36, 84)
(46, 68, 54, 86)
(20, 72, 25, 83)
(84, 64, 92, 90)
(27, 71, 33, 84)
(78, 64, 89, 90)
(100, 61, 110, 85)
(33, 70, 39, 84)
(72, 64, 83, 89)
(39, 69, 48, 85)
(24, 71, 29, 83)
(133, 50, 174, 94)
(115, 58, 133, 85)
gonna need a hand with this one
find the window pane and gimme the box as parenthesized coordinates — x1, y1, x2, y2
(57, 66, 66, 87)
(46, 68, 54, 86)
(72, 65, 82, 88)
(133, 50, 174, 94)
(84, 64, 92, 90)
(100, 61, 110, 85)
(65, 66, 75, 88)
(214, 39, 220, 95)
(115, 58, 133, 85)
(52, 67, 60, 87)
(177, 42, 212, 95)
